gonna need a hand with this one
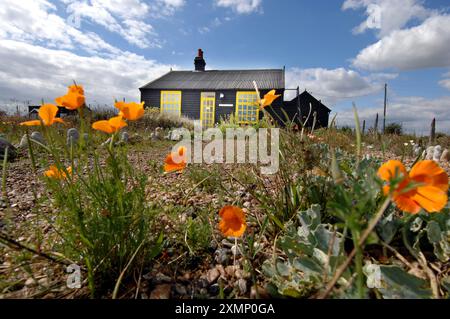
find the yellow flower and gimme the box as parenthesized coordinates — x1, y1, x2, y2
(219, 206, 246, 238)
(92, 115, 127, 134)
(44, 165, 72, 179)
(378, 160, 448, 214)
(260, 90, 281, 109)
(20, 104, 65, 126)
(164, 146, 187, 173)
(56, 84, 85, 110)
(115, 101, 145, 121)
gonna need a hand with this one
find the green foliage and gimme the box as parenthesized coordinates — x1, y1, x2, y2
(263, 205, 348, 298)
(384, 122, 403, 135)
(46, 149, 163, 296)
(363, 264, 433, 299)
(137, 107, 193, 130)
(185, 212, 213, 254)
(402, 209, 450, 263)
(218, 113, 240, 134)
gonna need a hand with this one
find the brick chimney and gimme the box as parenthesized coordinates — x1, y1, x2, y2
(194, 48, 206, 71)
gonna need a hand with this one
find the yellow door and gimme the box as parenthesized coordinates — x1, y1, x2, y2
(200, 92, 216, 128)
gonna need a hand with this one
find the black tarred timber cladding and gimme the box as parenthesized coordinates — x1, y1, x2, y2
(139, 88, 285, 123)
(139, 49, 330, 128)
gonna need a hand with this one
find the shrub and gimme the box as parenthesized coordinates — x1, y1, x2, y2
(384, 122, 402, 135)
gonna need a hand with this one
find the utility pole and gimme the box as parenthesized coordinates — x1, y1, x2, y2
(383, 83, 387, 134)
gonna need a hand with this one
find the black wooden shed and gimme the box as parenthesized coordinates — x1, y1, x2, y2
(139, 49, 330, 128)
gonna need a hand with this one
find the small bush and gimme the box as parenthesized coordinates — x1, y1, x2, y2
(385, 122, 403, 135)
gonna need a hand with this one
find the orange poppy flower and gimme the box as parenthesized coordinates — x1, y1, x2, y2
(115, 101, 145, 121)
(55, 84, 85, 110)
(68, 84, 84, 95)
(219, 206, 246, 238)
(44, 165, 72, 179)
(260, 90, 281, 109)
(20, 104, 65, 126)
(378, 160, 448, 214)
(164, 146, 187, 173)
(92, 115, 127, 134)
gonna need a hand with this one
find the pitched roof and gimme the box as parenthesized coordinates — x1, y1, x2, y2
(287, 90, 332, 112)
(140, 69, 285, 90)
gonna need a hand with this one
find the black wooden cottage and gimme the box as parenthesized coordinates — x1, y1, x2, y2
(139, 49, 330, 128)
(28, 105, 78, 118)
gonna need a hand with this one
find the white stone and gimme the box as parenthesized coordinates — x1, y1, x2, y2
(440, 149, 450, 162)
(433, 145, 442, 162)
(425, 146, 434, 160)
(67, 128, 79, 146)
(120, 131, 129, 143)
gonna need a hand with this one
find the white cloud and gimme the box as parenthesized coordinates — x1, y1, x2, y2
(64, 0, 162, 48)
(157, 0, 185, 8)
(0, 39, 172, 113)
(215, 0, 262, 14)
(0, 0, 120, 54)
(285, 67, 397, 104)
(198, 17, 226, 34)
(336, 96, 450, 134)
(342, 0, 431, 37)
(352, 14, 450, 71)
(439, 72, 450, 91)
(198, 26, 211, 34)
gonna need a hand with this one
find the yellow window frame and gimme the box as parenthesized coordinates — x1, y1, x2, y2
(160, 90, 182, 117)
(235, 91, 259, 124)
(200, 92, 216, 128)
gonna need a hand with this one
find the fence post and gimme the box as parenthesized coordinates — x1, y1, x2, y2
(429, 118, 436, 146)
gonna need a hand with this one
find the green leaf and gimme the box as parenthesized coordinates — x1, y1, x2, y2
(377, 265, 433, 299)
(426, 220, 442, 243)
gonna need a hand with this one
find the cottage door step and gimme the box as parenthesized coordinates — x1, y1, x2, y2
(200, 92, 216, 128)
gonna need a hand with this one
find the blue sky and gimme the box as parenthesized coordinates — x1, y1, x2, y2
(0, 0, 449, 133)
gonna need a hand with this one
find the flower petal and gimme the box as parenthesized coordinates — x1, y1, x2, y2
(114, 101, 126, 111)
(92, 120, 114, 134)
(377, 160, 407, 182)
(411, 186, 448, 213)
(393, 194, 422, 214)
(164, 153, 186, 172)
(218, 206, 246, 237)
(108, 115, 127, 131)
(410, 160, 449, 192)
(115, 102, 145, 120)
(20, 120, 42, 126)
(38, 104, 58, 125)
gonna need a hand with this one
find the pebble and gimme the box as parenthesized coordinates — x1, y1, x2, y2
(25, 277, 36, 287)
(174, 284, 187, 296)
(149, 284, 171, 299)
(440, 149, 449, 162)
(0, 137, 17, 160)
(30, 131, 46, 145)
(66, 128, 80, 147)
(236, 278, 247, 295)
(225, 265, 237, 278)
(425, 146, 434, 160)
(433, 145, 442, 162)
(214, 248, 229, 264)
(250, 285, 270, 299)
(207, 268, 220, 283)
(120, 131, 129, 143)
(209, 283, 220, 296)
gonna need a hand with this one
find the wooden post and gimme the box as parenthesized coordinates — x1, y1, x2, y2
(429, 118, 436, 146)
(383, 83, 387, 134)
(362, 120, 366, 136)
(374, 113, 379, 136)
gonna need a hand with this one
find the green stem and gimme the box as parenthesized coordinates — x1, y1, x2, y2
(318, 197, 391, 299)
(352, 230, 364, 298)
